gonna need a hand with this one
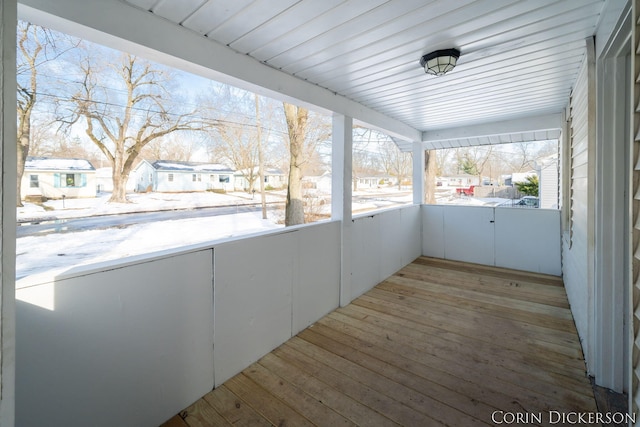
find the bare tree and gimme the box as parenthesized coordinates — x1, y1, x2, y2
(456, 146, 494, 185)
(507, 141, 538, 172)
(66, 52, 201, 202)
(141, 133, 198, 162)
(352, 128, 383, 191)
(202, 86, 281, 193)
(16, 22, 77, 205)
(283, 102, 307, 226)
(424, 150, 437, 204)
(16, 23, 43, 206)
(378, 139, 412, 190)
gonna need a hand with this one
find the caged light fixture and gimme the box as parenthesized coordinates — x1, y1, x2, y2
(420, 48, 460, 76)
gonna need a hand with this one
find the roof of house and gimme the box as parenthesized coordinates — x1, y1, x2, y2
(234, 167, 285, 176)
(151, 160, 234, 173)
(25, 157, 96, 171)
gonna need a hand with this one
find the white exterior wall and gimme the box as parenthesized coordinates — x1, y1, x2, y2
(561, 51, 595, 371)
(156, 171, 208, 192)
(129, 161, 155, 192)
(539, 159, 559, 209)
(20, 171, 97, 199)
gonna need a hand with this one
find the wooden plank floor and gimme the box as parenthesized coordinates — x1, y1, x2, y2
(162, 257, 597, 426)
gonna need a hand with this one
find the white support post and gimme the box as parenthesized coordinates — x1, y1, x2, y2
(413, 141, 424, 205)
(331, 114, 353, 307)
(1, 0, 17, 425)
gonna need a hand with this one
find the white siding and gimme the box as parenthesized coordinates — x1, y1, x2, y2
(632, 0, 640, 419)
(539, 159, 559, 209)
(20, 171, 97, 199)
(562, 47, 595, 373)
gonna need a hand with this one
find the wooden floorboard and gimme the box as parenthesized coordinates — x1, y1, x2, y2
(169, 257, 598, 427)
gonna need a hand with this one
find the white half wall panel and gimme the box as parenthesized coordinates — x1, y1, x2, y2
(16, 250, 214, 427)
(293, 221, 341, 334)
(494, 208, 562, 276)
(213, 231, 296, 387)
(351, 206, 421, 300)
(213, 222, 341, 386)
(443, 206, 496, 266)
(422, 205, 446, 259)
(422, 205, 561, 276)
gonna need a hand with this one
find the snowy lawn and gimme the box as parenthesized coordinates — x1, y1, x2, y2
(16, 191, 285, 281)
(15, 188, 498, 281)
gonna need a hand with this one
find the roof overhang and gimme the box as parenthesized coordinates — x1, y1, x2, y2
(18, 0, 422, 143)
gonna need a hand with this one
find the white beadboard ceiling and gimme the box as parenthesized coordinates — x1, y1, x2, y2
(119, 0, 603, 149)
(21, 0, 606, 149)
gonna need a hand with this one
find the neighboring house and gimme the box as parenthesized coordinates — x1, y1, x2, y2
(303, 171, 332, 194)
(21, 157, 96, 200)
(95, 167, 113, 193)
(537, 156, 559, 209)
(506, 170, 537, 186)
(233, 167, 287, 191)
(131, 160, 235, 193)
(439, 174, 480, 187)
(355, 175, 390, 189)
(129, 160, 157, 192)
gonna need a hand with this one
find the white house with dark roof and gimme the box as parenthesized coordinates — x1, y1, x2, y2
(21, 156, 96, 200)
(233, 167, 287, 191)
(147, 160, 235, 193)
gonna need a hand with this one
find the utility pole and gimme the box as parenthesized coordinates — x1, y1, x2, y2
(255, 94, 267, 219)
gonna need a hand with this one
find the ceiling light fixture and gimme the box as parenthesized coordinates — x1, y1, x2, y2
(420, 48, 460, 76)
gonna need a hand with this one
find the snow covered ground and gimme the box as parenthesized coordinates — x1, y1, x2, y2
(16, 191, 286, 281)
(15, 188, 507, 281)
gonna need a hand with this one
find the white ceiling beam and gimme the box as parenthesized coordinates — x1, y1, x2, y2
(18, 0, 422, 142)
(422, 113, 562, 146)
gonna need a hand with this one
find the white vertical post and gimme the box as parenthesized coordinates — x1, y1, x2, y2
(332, 114, 352, 307)
(1, 0, 17, 425)
(413, 141, 424, 205)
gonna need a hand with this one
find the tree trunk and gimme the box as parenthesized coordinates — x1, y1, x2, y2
(109, 151, 129, 203)
(424, 150, 437, 204)
(283, 103, 307, 226)
(286, 162, 304, 225)
(16, 121, 30, 207)
(110, 172, 129, 203)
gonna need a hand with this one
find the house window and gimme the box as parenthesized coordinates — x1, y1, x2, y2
(30, 174, 39, 188)
(219, 175, 230, 183)
(54, 173, 87, 188)
(192, 174, 197, 182)
(168, 174, 174, 182)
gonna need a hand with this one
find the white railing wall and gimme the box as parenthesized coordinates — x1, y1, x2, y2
(422, 205, 562, 276)
(212, 221, 341, 387)
(15, 220, 342, 427)
(351, 205, 422, 299)
(16, 250, 216, 427)
(14, 203, 557, 427)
